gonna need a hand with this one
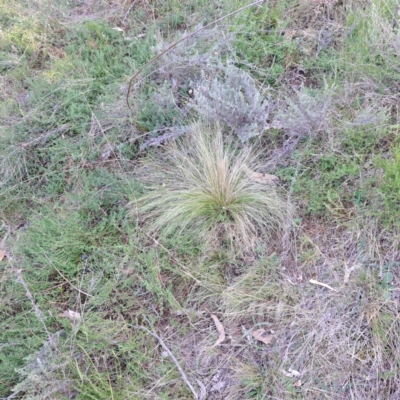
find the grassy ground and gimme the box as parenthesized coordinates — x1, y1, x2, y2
(1, 0, 400, 399)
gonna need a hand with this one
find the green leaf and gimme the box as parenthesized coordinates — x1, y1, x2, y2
(381, 272, 393, 285)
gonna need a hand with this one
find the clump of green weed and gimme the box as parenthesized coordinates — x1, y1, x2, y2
(135, 122, 291, 254)
(231, 2, 293, 83)
(8, 316, 157, 399)
(65, 20, 151, 90)
(377, 146, 400, 227)
(279, 124, 384, 219)
(0, 279, 46, 398)
(135, 83, 183, 133)
(17, 169, 135, 285)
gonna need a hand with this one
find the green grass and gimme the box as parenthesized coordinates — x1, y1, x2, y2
(282, 125, 383, 218)
(377, 146, 400, 226)
(231, 2, 296, 82)
(1, 0, 400, 398)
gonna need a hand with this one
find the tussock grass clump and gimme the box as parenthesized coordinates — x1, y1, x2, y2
(135, 123, 291, 253)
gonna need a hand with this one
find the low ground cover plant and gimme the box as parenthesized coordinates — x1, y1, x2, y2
(1, 0, 400, 399)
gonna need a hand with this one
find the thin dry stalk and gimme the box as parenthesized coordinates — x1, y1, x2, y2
(14, 267, 53, 344)
(132, 324, 201, 399)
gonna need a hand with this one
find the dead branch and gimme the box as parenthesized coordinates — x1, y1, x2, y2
(20, 124, 71, 149)
(132, 324, 201, 399)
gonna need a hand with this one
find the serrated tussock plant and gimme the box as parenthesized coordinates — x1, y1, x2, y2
(135, 123, 291, 254)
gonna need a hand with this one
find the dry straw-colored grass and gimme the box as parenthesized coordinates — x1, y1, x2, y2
(134, 122, 292, 254)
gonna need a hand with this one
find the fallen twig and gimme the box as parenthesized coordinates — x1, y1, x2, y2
(196, 378, 207, 400)
(20, 124, 71, 148)
(122, 0, 138, 25)
(343, 263, 361, 284)
(14, 267, 54, 344)
(132, 324, 200, 399)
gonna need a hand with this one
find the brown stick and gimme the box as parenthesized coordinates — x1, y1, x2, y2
(20, 124, 71, 148)
(122, 0, 138, 25)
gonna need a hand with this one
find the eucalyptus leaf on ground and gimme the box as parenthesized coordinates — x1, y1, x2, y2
(211, 314, 226, 347)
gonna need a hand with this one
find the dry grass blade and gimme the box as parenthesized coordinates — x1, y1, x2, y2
(309, 279, 338, 292)
(43, 254, 93, 298)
